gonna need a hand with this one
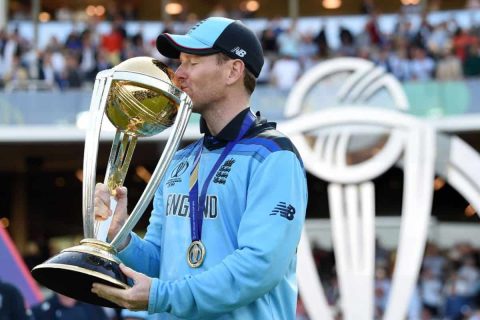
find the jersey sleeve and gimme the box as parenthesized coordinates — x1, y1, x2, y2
(118, 184, 165, 277)
(147, 150, 307, 318)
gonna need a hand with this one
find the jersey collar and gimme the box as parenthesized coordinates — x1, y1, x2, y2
(200, 108, 254, 149)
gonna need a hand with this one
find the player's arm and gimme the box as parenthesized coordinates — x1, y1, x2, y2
(117, 186, 165, 277)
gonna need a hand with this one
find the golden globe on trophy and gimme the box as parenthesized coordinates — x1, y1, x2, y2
(31, 57, 192, 307)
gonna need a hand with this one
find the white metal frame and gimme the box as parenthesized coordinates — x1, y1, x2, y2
(280, 58, 480, 320)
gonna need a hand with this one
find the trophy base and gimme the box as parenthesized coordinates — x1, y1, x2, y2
(32, 239, 129, 308)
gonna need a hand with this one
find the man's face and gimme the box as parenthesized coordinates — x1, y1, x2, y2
(175, 53, 228, 113)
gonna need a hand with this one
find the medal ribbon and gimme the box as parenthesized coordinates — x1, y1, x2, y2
(188, 111, 255, 243)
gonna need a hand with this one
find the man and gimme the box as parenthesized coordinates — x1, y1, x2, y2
(92, 17, 307, 319)
(0, 279, 28, 320)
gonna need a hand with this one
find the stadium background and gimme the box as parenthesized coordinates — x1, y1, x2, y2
(0, 0, 479, 319)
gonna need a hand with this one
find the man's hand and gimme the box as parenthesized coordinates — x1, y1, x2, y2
(94, 183, 129, 246)
(91, 264, 152, 311)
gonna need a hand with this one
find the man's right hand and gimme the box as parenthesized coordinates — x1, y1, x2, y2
(94, 183, 130, 248)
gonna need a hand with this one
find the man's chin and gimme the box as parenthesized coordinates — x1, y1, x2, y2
(191, 103, 204, 114)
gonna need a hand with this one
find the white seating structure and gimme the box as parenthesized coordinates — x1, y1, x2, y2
(279, 58, 480, 320)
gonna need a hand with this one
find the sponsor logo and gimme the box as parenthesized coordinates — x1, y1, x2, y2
(166, 161, 189, 187)
(214, 158, 235, 184)
(231, 46, 247, 57)
(270, 202, 296, 221)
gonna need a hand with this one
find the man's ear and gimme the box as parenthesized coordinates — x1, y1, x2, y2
(226, 60, 245, 85)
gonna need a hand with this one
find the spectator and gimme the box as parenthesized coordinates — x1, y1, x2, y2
(394, 16, 416, 44)
(31, 293, 108, 320)
(458, 256, 480, 296)
(337, 26, 356, 57)
(463, 42, 480, 77)
(373, 46, 393, 73)
(299, 32, 319, 69)
(65, 30, 83, 53)
(270, 53, 302, 91)
(412, 13, 433, 48)
(0, 278, 28, 320)
(313, 25, 329, 58)
(419, 267, 444, 317)
(3, 54, 29, 88)
(124, 33, 148, 59)
(38, 50, 57, 88)
(2, 29, 24, 80)
(79, 30, 98, 82)
(365, 12, 385, 46)
(260, 26, 279, 55)
(277, 23, 302, 59)
(389, 44, 411, 81)
(436, 47, 463, 81)
(62, 50, 83, 89)
(409, 46, 436, 81)
(95, 48, 114, 73)
(427, 21, 453, 58)
(443, 271, 476, 320)
(100, 18, 126, 66)
(452, 27, 478, 62)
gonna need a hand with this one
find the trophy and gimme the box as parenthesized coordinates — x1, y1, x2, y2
(31, 57, 192, 307)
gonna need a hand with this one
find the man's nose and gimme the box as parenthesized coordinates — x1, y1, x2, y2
(175, 65, 186, 79)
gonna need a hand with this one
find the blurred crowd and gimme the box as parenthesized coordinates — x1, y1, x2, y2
(2, 240, 478, 319)
(1, 8, 480, 92)
(1, 2, 480, 319)
(296, 241, 480, 320)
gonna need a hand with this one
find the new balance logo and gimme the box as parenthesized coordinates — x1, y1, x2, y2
(231, 46, 247, 57)
(270, 202, 296, 221)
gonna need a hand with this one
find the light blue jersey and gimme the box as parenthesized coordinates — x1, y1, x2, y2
(119, 109, 308, 319)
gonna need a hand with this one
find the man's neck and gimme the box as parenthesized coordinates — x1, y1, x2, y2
(201, 96, 249, 136)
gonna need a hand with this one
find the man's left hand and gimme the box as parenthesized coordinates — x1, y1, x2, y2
(91, 264, 152, 311)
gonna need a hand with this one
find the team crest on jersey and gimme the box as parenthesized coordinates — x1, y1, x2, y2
(214, 158, 235, 184)
(166, 160, 189, 187)
(270, 202, 296, 221)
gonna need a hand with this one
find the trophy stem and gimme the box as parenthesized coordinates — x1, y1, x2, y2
(95, 131, 138, 241)
(110, 93, 192, 249)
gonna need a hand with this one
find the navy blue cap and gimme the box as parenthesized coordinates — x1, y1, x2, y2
(156, 17, 264, 78)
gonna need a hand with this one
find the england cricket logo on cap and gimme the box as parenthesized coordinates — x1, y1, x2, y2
(279, 57, 480, 320)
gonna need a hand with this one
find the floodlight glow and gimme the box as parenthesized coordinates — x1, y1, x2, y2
(166, 3, 183, 15)
(322, 0, 341, 9)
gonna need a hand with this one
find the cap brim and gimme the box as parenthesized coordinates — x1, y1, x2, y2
(156, 34, 219, 58)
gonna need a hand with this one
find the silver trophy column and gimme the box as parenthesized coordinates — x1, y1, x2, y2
(32, 57, 192, 307)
